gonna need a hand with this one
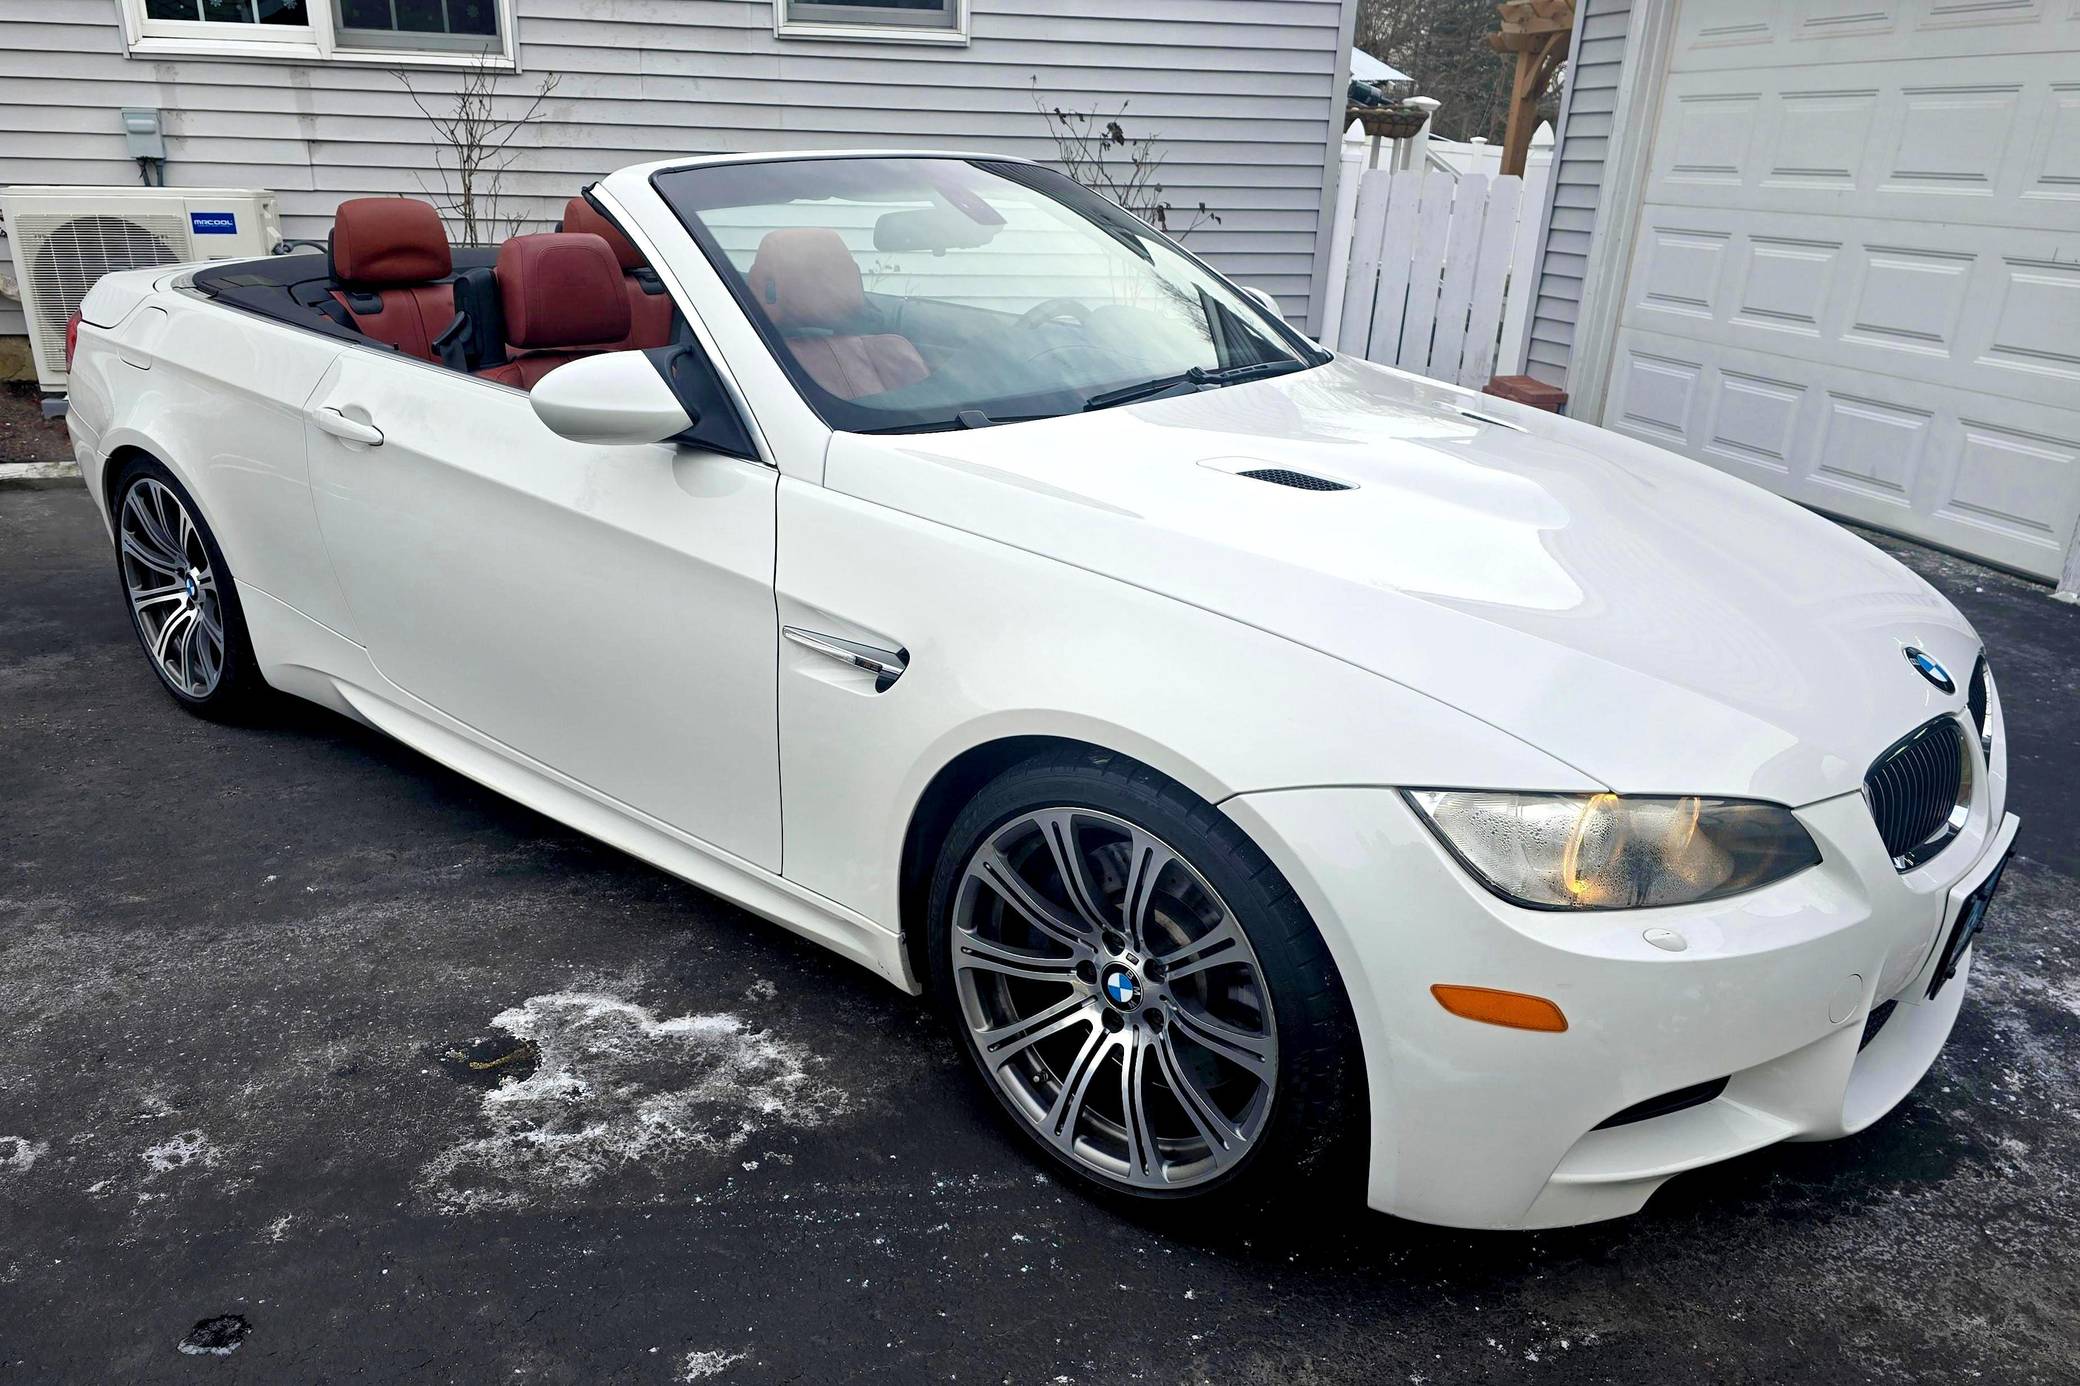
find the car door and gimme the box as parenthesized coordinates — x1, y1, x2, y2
(302, 348, 781, 871)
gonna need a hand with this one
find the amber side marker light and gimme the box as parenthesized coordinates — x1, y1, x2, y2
(1431, 984, 1569, 1033)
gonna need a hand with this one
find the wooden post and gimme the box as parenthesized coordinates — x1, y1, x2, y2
(1488, 1, 1573, 177)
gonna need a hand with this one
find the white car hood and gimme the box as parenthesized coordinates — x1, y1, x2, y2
(823, 356, 1979, 805)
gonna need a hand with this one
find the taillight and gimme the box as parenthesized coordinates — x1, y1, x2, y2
(64, 312, 83, 369)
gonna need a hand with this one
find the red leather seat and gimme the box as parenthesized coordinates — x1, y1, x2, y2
(328, 198, 455, 362)
(745, 228, 928, 400)
(561, 197, 673, 352)
(473, 232, 630, 391)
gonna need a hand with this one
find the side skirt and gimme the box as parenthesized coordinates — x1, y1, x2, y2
(241, 582, 917, 992)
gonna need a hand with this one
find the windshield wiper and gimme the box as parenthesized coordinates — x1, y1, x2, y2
(1081, 359, 1305, 413)
(854, 408, 1059, 434)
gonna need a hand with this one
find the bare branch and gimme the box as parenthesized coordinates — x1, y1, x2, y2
(395, 57, 558, 247)
(1030, 78, 1221, 240)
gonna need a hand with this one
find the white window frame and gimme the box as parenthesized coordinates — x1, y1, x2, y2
(774, 0, 968, 46)
(117, 0, 519, 69)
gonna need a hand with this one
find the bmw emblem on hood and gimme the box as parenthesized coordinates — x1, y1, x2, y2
(1903, 646, 1954, 695)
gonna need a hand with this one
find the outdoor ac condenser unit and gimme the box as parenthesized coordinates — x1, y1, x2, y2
(0, 186, 280, 394)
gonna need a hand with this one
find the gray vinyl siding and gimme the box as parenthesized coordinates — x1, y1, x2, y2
(0, 0, 1350, 342)
(1521, 0, 1630, 389)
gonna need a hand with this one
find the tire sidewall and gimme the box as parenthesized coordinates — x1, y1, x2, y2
(926, 753, 1359, 1208)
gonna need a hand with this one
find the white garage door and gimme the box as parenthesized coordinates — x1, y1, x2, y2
(1603, 1, 2080, 580)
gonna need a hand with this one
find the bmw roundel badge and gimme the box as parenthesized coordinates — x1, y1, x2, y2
(1903, 646, 1954, 694)
(1102, 965, 1141, 1009)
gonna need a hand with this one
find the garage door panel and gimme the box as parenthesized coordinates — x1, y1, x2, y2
(1986, 254, 2080, 382)
(1648, 59, 2079, 233)
(1673, 0, 2078, 72)
(2036, 83, 2080, 195)
(1943, 419, 2080, 550)
(1619, 204, 2078, 414)
(1606, 328, 2080, 577)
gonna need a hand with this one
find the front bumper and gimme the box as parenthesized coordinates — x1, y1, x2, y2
(1225, 767, 2018, 1230)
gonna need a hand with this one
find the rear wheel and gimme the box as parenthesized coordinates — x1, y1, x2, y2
(112, 458, 265, 719)
(927, 750, 1361, 1204)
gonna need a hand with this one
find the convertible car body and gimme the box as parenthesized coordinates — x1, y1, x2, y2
(64, 151, 2017, 1229)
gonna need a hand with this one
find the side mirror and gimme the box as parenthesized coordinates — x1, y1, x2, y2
(530, 350, 692, 446)
(1239, 285, 1283, 320)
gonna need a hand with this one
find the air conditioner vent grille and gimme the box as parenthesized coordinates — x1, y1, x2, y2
(16, 212, 186, 380)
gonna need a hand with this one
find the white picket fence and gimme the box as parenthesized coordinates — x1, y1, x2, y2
(1320, 127, 1551, 387)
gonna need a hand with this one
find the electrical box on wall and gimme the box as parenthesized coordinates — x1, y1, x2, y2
(120, 108, 167, 161)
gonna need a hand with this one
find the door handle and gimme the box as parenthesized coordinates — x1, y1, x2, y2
(311, 406, 384, 446)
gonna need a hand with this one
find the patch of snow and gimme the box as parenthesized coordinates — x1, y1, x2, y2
(742, 979, 778, 1002)
(419, 991, 847, 1214)
(0, 1136, 48, 1174)
(677, 1348, 747, 1380)
(142, 1129, 217, 1175)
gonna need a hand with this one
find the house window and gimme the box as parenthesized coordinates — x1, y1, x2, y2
(119, 0, 513, 65)
(335, 0, 500, 51)
(776, 0, 967, 44)
(144, 0, 308, 24)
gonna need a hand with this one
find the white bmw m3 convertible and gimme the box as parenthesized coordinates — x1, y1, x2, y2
(64, 151, 2019, 1229)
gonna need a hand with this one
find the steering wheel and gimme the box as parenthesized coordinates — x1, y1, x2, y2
(1016, 297, 1092, 331)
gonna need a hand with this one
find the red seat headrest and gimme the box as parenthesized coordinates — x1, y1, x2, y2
(561, 197, 646, 272)
(496, 233, 632, 350)
(746, 228, 865, 332)
(331, 198, 451, 286)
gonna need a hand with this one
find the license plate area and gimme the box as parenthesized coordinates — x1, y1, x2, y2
(1928, 847, 2010, 998)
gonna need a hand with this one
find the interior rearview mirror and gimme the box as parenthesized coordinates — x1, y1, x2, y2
(874, 206, 1000, 254)
(530, 350, 693, 446)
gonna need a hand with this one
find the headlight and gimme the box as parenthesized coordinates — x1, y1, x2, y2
(1404, 790, 1822, 910)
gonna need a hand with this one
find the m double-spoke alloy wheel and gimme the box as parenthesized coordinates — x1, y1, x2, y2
(110, 458, 261, 718)
(951, 806, 1280, 1191)
(120, 476, 226, 699)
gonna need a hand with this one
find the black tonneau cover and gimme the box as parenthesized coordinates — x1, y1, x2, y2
(192, 247, 497, 348)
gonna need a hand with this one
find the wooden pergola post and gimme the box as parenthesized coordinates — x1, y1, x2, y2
(1488, 0, 1573, 177)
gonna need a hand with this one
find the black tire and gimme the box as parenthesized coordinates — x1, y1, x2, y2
(927, 746, 1363, 1209)
(109, 455, 269, 721)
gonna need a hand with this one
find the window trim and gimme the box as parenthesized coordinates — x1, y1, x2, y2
(117, 0, 518, 69)
(773, 0, 968, 46)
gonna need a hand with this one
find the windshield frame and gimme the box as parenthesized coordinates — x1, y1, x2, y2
(650, 153, 1329, 435)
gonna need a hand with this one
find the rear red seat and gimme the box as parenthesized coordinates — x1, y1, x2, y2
(560, 196, 673, 351)
(474, 232, 630, 391)
(328, 198, 455, 362)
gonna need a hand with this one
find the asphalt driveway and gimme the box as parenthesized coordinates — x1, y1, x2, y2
(3, 479, 2077, 1384)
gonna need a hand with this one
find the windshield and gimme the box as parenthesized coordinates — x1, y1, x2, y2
(653, 156, 1323, 432)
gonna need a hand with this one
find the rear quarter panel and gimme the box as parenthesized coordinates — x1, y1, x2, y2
(71, 280, 358, 641)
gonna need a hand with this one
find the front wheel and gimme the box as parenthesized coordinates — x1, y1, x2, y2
(927, 750, 1361, 1204)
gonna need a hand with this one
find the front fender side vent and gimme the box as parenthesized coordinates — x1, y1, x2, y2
(1237, 467, 1352, 492)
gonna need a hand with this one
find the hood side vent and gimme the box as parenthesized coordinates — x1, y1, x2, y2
(1238, 467, 1352, 492)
